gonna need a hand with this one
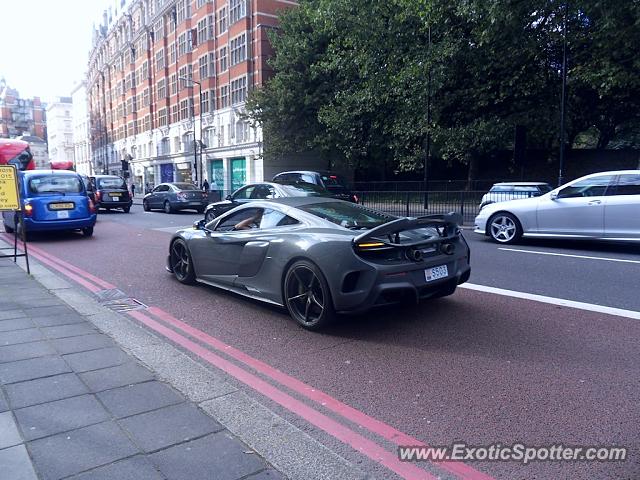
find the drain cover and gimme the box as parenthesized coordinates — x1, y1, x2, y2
(101, 297, 148, 312)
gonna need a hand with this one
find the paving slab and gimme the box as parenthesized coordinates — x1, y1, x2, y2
(49, 333, 117, 355)
(118, 402, 223, 452)
(96, 381, 183, 419)
(0, 388, 8, 412)
(62, 347, 130, 373)
(0, 328, 44, 346)
(0, 444, 38, 480)
(0, 317, 34, 332)
(0, 356, 72, 384)
(40, 323, 97, 340)
(0, 341, 56, 364)
(15, 394, 110, 441)
(30, 313, 86, 328)
(246, 470, 287, 480)
(4, 373, 89, 409)
(79, 362, 154, 392)
(68, 455, 164, 480)
(22, 305, 77, 317)
(0, 410, 23, 449)
(28, 421, 139, 480)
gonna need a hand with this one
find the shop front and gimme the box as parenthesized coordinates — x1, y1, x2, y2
(175, 162, 192, 183)
(144, 165, 156, 193)
(160, 163, 174, 183)
(230, 157, 246, 192)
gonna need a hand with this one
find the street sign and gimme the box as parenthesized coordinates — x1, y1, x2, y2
(0, 165, 20, 211)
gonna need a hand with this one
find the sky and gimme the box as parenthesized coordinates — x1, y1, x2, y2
(0, 0, 105, 101)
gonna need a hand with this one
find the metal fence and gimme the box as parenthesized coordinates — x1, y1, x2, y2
(352, 180, 517, 192)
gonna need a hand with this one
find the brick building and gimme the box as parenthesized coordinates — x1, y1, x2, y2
(0, 78, 47, 139)
(87, 0, 309, 194)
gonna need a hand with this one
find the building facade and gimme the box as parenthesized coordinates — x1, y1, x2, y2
(0, 78, 47, 139)
(71, 82, 93, 175)
(46, 97, 75, 164)
(87, 0, 297, 194)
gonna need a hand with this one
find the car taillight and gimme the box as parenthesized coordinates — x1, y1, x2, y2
(96, 191, 102, 201)
(24, 203, 33, 217)
(88, 199, 96, 213)
(352, 194, 359, 203)
(177, 192, 187, 200)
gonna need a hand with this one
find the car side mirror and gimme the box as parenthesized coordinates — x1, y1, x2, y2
(194, 219, 212, 234)
(550, 191, 559, 200)
(226, 194, 232, 201)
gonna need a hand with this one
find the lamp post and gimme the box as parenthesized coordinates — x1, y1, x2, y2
(558, 2, 569, 187)
(179, 76, 202, 186)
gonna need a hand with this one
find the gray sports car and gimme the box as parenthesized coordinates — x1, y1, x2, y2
(167, 197, 471, 330)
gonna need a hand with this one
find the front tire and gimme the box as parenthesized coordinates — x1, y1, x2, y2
(143, 200, 150, 211)
(283, 260, 336, 330)
(164, 201, 173, 214)
(488, 212, 522, 244)
(170, 239, 196, 284)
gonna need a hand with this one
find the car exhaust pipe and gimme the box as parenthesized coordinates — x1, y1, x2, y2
(407, 248, 423, 262)
(441, 243, 455, 255)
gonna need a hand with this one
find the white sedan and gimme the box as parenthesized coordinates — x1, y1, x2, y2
(474, 170, 640, 244)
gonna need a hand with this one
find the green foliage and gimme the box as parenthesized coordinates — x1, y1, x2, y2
(246, 0, 640, 174)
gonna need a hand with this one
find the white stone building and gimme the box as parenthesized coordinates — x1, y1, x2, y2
(71, 82, 93, 175)
(46, 97, 75, 165)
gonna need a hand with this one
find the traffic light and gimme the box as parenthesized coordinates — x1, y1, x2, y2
(121, 159, 129, 171)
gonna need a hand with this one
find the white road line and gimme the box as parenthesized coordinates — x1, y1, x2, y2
(498, 247, 640, 264)
(152, 226, 194, 233)
(460, 283, 640, 320)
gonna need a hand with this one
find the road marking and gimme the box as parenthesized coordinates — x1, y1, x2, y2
(152, 225, 193, 233)
(461, 283, 640, 320)
(498, 247, 640, 264)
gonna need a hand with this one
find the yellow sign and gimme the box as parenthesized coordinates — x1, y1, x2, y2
(0, 165, 20, 211)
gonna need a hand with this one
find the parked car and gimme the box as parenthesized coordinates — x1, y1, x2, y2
(272, 170, 358, 203)
(90, 175, 132, 213)
(168, 197, 470, 330)
(203, 181, 333, 222)
(479, 182, 552, 210)
(142, 182, 208, 213)
(474, 170, 640, 244)
(2, 170, 97, 237)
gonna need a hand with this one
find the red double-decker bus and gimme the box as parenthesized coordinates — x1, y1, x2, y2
(0, 139, 36, 171)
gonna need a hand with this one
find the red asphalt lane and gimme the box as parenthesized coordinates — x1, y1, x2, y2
(4, 222, 639, 480)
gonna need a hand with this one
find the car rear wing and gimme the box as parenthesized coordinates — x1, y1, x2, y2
(353, 212, 463, 248)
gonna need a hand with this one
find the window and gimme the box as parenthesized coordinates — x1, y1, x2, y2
(169, 42, 176, 64)
(612, 174, 640, 196)
(199, 56, 208, 79)
(218, 7, 227, 33)
(174, 136, 181, 152)
(154, 19, 164, 41)
(197, 18, 208, 44)
(180, 99, 190, 120)
(155, 49, 165, 71)
(231, 76, 247, 105)
(178, 32, 191, 56)
(219, 46, 227, 72)
(142, 60, 149, 81)
(170, 74, 177, 95)
(557, 175, 616, 198)
(171, 104, 179, 123)
(261, 209, 299, 229)
(176, 0, 189, 23)
(208, 52, 215, 78)
(196, 0, 208, 8)
(233, 186, 255, 199)
(229, 0, 246, 24)
(144, 115, 151, 131)
(200, 91, 209, 113)
(143, 88, 150, 107)
(216, 208, 262, 231)
(208, 14, 215, 39)
(157, 78, 166, 99)
(299, 202, 392, 229)
(178, 66, 188, 89)
(230, 33, 246, 66)
(220, 85, 229, 108)
(28, 175, 82, 194)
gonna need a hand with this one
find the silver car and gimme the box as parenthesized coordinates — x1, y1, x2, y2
(474, 170, 640, 243)
(479, 182, 552, 210)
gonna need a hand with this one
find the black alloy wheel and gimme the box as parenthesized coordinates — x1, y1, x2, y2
(284, 260, 335, 330)
(170, 239, 195, 284)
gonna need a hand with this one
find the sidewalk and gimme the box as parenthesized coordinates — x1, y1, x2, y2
(0, 260, 284, 480)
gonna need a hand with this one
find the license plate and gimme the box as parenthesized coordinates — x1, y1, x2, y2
(425, 265, 448, 282)
(56, 210, 70, 219)
(110, 196, 121, 201)
(50, 202, 74, 210)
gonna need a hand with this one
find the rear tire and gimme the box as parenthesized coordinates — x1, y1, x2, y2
(170, 239, 196, 284)
(196, 207, 205, 214)
(82, 227, 94, 237)
(123, 206, 131, 213)
(487, 212, 522, 244)
(3, 222, 14, 234)
(164, 201, 173, 214)
(283, 260, 336, 330)
(143, 200, 150, 212)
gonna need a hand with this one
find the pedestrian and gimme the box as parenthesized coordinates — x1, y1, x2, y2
(131, 183, 136, 197)
(202, 178, 210, 192)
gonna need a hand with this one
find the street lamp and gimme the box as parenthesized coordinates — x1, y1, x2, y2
(179, 76, 202, 186)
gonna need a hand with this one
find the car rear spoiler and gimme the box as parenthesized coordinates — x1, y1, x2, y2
(353, 212, 463, 247)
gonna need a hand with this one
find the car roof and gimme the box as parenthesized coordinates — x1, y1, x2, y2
(93, 174, 123, 178)
(492, 182, 550, 186)
(274, 170, 341, 177)
(22, 170, 79, 177)
(261, 196, 346, 207)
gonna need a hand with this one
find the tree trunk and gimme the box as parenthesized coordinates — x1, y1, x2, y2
(466, 155, 480, 191)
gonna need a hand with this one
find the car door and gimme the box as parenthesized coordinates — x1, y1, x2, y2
(604, 173, 640, 239)
(189, 207, 264, 285)
(536, 174, 615, 236)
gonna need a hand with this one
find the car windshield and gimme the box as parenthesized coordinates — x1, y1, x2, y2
(279, 183, 328, 196)
(320, 174, 349, 188)
(174, 183, 198, 191)
(299, 201, 393, 229)
(97, 177, 126, 189)
(28, 175, 83, 194)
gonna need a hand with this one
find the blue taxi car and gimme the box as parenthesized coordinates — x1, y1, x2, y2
(2, 170, 97, 237)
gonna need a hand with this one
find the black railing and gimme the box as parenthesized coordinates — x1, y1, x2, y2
(352, 180, 526, 192)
